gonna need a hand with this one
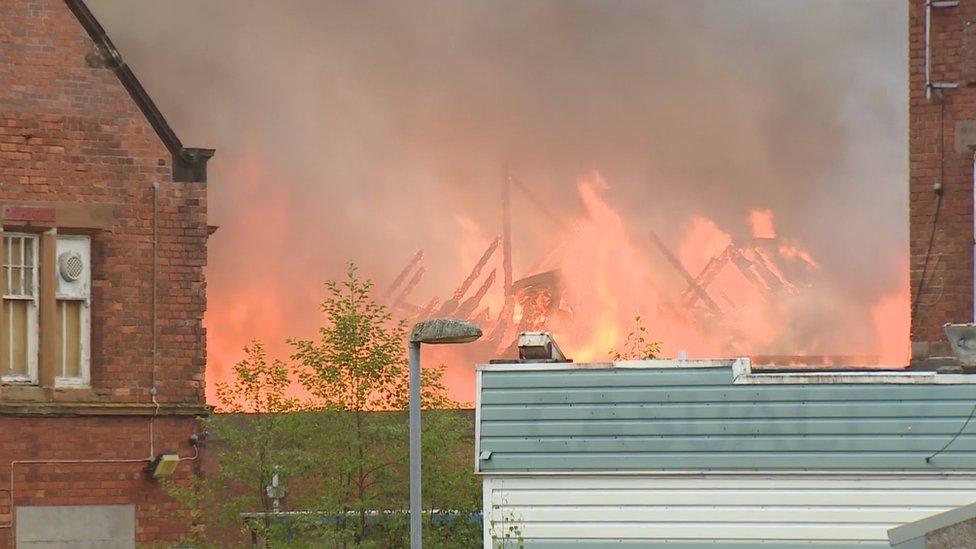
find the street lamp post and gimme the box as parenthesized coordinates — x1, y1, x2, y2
(408, 318, 482, 549)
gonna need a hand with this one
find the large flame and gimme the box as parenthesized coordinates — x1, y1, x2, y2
(442, 171, 910, 370)
(205, 164, 910, 404)
(532, 176, 791, 361)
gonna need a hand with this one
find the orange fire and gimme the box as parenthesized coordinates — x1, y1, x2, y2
(204, 150, 294, 404)
(870, 258, 911, 366)
(439, 172, 909, 374)
(749, 208, 776, 239)
(205, 161, 911, 405)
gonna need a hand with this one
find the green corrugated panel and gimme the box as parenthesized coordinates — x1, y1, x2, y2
(481, 401, 976, 420)
(477, 366, 976, 472)
(479, 434, 976, 453)
(513, 542, 891, 548)
(480, 385, 976, 405)
(480, 451, 976, 471)
(481, 368, 734, 389)
(480, 418, 973, 437)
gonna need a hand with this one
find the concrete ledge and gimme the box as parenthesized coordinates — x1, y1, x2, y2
(912, 340, 954, 362)
(910, 356, 964, 372)
(0, 402, 211, 417)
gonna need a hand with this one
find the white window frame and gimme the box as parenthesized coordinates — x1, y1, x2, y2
(54, 234, 90, 388)
(1, 233, 39, 385)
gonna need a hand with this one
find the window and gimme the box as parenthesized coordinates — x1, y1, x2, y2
(55, 235, 90, 386)
(1, 233, 38, 383)
(0, 232, 92, 388)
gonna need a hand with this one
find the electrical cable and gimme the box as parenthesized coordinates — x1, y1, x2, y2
(911, 92, 946, 324)
(927, 400, 976, 463)
(918, 91, 976, 464)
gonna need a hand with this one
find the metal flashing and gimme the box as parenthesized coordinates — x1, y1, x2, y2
(477, 358, 976, 384)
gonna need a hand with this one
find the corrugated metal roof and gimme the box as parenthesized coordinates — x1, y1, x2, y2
(476, 363, 976, 473)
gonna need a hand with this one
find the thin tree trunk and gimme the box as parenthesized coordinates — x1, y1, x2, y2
(356, 408, 366, 543)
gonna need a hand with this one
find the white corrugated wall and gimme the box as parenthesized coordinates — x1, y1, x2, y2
(482, 475, 976, 547)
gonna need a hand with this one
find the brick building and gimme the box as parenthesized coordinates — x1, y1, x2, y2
(0, 0, 210, 546)
(910, 0, 976, 365)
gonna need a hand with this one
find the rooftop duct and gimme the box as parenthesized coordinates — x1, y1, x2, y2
(517, 331, 569, 362)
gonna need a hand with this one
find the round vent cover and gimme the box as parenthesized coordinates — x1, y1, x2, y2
(58, 251, 84, 281)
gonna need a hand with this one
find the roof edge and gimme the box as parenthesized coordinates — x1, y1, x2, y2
(477, 358, 976, 384)
(476, 358, 740, 371)
(889, 501, 976, 545)
(63, 0, 214, 183)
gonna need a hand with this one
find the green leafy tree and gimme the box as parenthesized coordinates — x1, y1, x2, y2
(609, 314, 662, 361)
(290, 263, 478, 547)
(415, 409, 482, 548)
(167, 341, 310, 546)
(211, 341, 307, 534)
(170, 264, 481, 547)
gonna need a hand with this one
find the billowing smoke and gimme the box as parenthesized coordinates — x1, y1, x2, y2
(87, 0, 908, 403)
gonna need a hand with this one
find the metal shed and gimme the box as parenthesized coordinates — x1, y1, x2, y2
(475, 358, 976, 547)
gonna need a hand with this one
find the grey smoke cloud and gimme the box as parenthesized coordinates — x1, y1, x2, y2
(86, 0, 907, 399)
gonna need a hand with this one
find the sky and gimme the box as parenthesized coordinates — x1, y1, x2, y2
(86, 0, 909, 404)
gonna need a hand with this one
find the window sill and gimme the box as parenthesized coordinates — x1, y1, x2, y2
(1, 377, 37, 386)
(54, 378, 90, 389)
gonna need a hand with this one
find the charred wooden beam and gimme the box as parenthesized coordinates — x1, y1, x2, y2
(385, 249, 424, 299)
(680, 245, 732, 307)
(493, 168, 516, 344)
(502, 169, 514, 298)
(437, 237, 500, 317)
(417, 297, 440, 321)
(751, 246, 799, 294)
(391, 265, 426, 313)
(729, 248, 772, 294)
(454, 237, 499, 301)
(649, 231, 722, 315)
(457, 269, 497, 319)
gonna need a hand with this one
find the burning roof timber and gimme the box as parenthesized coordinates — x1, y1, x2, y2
(384, 169, 866, 366)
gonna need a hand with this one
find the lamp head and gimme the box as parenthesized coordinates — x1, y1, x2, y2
(410, 318, 482, 345)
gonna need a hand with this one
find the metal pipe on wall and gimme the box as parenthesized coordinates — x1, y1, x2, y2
(149, 181, 160, 459)
(926, 0, 932, 99)
(925, 1, 962, 99)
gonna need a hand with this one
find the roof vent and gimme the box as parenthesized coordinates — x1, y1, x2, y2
(517, 331, 569, 362)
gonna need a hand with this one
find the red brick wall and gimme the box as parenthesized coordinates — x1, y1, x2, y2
(0, 0, 207, 402)
(0, 0, 209, 545)
(910, 0, 976, 360)
(0, 416, 202, 547)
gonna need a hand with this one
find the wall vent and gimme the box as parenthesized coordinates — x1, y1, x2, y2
(58, 251, 84, 282)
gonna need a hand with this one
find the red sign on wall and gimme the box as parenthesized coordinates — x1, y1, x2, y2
(3, 205, 56, 223)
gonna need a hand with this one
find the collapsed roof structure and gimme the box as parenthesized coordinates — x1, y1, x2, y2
(384, 171, 838, 363)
